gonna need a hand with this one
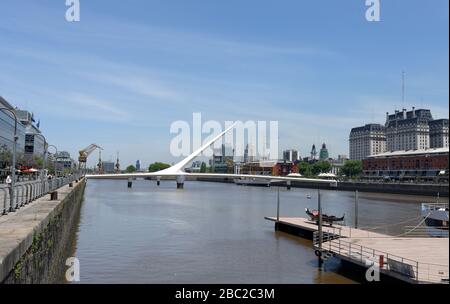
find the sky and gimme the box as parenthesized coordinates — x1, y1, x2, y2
(0, 0, 448, 168)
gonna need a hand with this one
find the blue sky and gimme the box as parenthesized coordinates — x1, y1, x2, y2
(0, 0, 448, 168)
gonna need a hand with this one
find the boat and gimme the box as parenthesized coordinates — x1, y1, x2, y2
(305, 208, 345, 226)
(306, 194, 312, 199)
(421, 202, 449, 237)
(234, 177, 271, 187)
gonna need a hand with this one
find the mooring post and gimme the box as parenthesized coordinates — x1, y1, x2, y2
(354, 190, 359, 229)
(276, 187, 280, 221)
(286, 180, 291, 190)
(318, 188, 323, 267)
(127, 177, 132, 188)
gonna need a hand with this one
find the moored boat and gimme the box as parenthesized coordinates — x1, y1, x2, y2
(305, 208, 345, 226)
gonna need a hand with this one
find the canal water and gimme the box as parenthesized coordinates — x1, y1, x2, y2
(65, 180, 428, 284)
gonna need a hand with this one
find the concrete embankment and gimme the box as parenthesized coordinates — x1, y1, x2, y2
(0, 178, 86, 284)
(194, 177, 448, 197)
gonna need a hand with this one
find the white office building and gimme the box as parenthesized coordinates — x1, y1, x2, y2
(349, 124, 386, 160)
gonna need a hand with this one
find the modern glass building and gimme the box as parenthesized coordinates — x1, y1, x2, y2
(0, 96, 26, 154)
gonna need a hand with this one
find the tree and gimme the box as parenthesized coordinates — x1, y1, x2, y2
(297, 162, 312, 177)
(311, 161, 331, 175)
(148, 162, 170, 172)
(200, 162, 207, 173)
(125, 165, 137, 173)
(342, 160, 362, 179)
(0, 145, 11, 166)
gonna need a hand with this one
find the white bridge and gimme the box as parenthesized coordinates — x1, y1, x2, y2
(86, 123, 337, 188)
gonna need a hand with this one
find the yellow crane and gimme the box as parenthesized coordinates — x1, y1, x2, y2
(78, 144, 103, 171)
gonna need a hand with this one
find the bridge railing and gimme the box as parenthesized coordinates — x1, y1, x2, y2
(0, 174, 83, 216)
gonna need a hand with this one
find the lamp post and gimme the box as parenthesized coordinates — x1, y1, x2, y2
(29, 133, 47, 179)
(47, 145, 58, 176)
(0, 107, 18, 213)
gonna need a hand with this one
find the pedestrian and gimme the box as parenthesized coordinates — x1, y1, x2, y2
(6, 175, 12, 185)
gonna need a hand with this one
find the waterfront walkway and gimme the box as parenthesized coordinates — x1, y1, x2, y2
(0, 179, 84, 282)
(265, 217, 449, 284)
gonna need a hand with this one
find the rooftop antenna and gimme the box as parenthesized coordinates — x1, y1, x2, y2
(402, 70, 406, 109)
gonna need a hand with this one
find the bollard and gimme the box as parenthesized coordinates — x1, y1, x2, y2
(69, 182, 73, 188)
(286, 181, 291, 190)
(379, 255, 384, 269)
(127, 178, 133, 188)
(50, 191, 58, 201)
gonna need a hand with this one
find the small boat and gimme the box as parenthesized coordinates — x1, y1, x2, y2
(306, 194, 312, 199)
(305, 208, 345, 226)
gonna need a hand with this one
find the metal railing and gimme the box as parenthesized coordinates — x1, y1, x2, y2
(422, 202, 449, 211)
(0, 174, 83, 216)
(402, 226, 449, 238)
(313, 230, 449, 284)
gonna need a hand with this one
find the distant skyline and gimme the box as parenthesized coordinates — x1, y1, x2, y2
(0, 0, 448, 168)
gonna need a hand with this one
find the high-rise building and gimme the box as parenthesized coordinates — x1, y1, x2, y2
(136, 160, 141, 171)
(429, 119, 449, 148)
(283, 149, 299, 163)
(349, 124, 386, 160)
(16, 109, 47, 158)
(350, 107, 448, 160)
(385, 108, 433, 151)
(319, 143, 329, 160)
(310, 144, 317, 160)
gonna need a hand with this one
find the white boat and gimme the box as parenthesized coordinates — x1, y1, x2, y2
(234, 177, 271, 187)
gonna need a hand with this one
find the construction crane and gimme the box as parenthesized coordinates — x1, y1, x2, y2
(78, 144, 103, 172)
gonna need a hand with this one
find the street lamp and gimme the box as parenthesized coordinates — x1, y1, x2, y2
(47, 144, 58, 176)
(0, 107, 18, 213)
(29, 133, 47, 179)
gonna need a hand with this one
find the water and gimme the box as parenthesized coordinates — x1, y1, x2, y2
(65, 180, 428, 284)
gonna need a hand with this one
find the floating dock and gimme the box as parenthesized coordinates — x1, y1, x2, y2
(265, 217, 449, 284)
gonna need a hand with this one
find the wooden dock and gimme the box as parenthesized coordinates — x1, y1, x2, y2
(265, 217, 449, 284)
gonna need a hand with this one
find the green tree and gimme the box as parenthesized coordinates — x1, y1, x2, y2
(297, 162, 312, 177)
(200, 162, 207, 173)
(311, 161, 331, 175)
(148, 162, 170, 172)
(125, 165, 137, 173)
(0, 145, 11, 166)
(341, 160, 362, 178)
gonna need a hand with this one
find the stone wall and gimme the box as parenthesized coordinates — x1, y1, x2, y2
(1, 179, 85, 284)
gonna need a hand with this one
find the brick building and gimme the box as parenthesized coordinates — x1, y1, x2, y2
(363, 147, 449, 182)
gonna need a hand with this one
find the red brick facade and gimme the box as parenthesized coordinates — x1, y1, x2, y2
(363, 154, 449, 171)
